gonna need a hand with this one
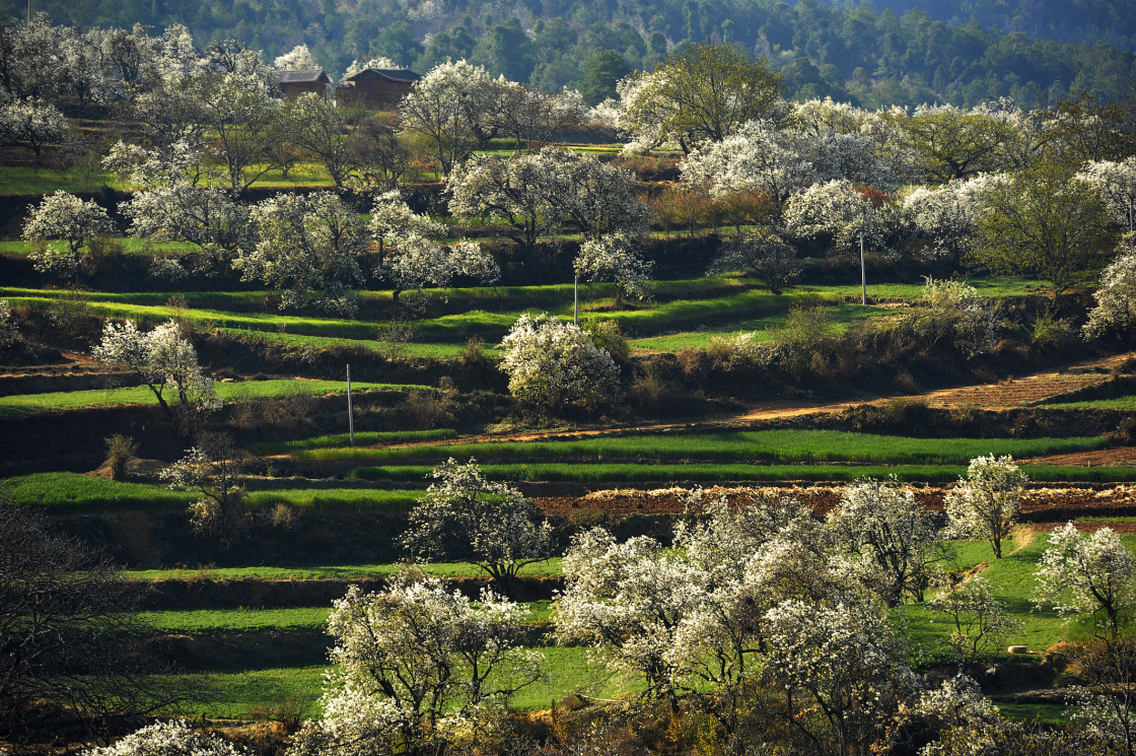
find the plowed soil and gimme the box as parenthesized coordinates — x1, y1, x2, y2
(533, 482, 1136, 521)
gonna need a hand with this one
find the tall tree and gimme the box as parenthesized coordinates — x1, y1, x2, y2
(971, 161, 1120, 300)
(620, 42, 783, 153)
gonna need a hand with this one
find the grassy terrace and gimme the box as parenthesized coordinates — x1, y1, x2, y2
(0, 379, 432, 416)
(300, 430, 1107, 465)
(127, 561, 564, 581)
(133, 532, 1117, 722)
(0, 278, 1046, 353)
(3, 473, 426, 513)
(349, 462, 1136, 483)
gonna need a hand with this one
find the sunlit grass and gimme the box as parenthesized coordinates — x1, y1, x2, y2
(0, 379, 432, 417)
(303, 430, 1106, 466)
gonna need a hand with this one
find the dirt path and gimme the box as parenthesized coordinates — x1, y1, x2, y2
(376, 351, 1134, 451)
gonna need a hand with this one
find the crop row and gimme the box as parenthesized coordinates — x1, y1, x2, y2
(302, 429, 1107, 466)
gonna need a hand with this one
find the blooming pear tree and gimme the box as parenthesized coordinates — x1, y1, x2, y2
(447, 153, 556, 249)
(574, 233, 654, 302)
(826, 477, 947, 604)
(1084, 251, 1136, 339)
(82, 720, 247, 756)
(785, 179, 884, 303)
(399, 60, 495, 177)
(304, 573, 544, 754)
(944, 455, 1029, 559)
(681, 119, 816, 207)
(554, 527, 704, 701)
(234, 192, 367, 315)
(273, 44, 319, 70)
(160, 432, 247, 557)
(497, 313, 620, 409)
(1034, 523, 1136, 635)
(902, 176, 995, 268)
(0, 97, 71, 161)
(927, 577, 1021, 665)
(1078, 158, 1136, 234)
(401, 458, 554, 584)
(92, 319, 219, 428)
(22, 192, 115, 279)
(707, 230, 801, 294)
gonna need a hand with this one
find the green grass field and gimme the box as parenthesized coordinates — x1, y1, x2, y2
(2, 473, 425, 513)
(350, 462, 1136, 483)
(301, 430, 1106, 466)
(248, 429, 458, 454)
(127, 560, 564, 581)
(1044, 395, 1136, 410)
(0, 379, 433, 417)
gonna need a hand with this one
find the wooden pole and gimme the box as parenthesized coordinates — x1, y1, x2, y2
(860, 229, 867, 305)
(574, 274, 578, 325)
(346, 364, 354, 446)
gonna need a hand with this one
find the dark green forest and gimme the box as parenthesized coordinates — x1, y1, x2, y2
(6, 0, 1135, 109)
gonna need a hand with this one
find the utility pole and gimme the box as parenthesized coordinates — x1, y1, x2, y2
(346, 364, 355, 446)
(574, 274, 579, 325)
(860, 228, 867, 305)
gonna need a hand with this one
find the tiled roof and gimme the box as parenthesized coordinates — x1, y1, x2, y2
(345, 68, 422, 83)
(277, 69, 328, 83)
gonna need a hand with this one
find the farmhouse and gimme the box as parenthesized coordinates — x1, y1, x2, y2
(276, 69, 331, 101)
(336, 67, 421, 110)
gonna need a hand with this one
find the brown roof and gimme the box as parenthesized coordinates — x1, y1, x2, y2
(277, 69, 329, 83)
(344, 68, 422, 83)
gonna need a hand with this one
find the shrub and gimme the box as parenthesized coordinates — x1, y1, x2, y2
(104, 434, 139, 482)
(498, 313, 619, 411)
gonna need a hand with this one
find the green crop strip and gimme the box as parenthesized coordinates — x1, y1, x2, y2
(304, 430, 1106, 466)
(0, 379, 432, 417)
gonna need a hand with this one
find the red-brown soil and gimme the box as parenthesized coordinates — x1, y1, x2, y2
(533, 482, 1136, 520)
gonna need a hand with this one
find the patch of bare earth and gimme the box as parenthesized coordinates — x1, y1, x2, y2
(534, 483, 1136, 520)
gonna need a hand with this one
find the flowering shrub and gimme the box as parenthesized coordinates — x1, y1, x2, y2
(497, 313, 619, 410)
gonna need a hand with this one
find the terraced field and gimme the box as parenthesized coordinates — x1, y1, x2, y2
(4, 271, 1135, 729)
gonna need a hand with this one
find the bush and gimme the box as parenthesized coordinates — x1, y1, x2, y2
(498, 313, 620, 411)
(104, 434, 139, 482)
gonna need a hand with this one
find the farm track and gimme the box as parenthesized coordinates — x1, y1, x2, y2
(356, 351, 1136, 453)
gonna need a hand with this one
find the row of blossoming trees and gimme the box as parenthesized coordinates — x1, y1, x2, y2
(85, 455, 1136, 756)
(14, 35, 1136, 312)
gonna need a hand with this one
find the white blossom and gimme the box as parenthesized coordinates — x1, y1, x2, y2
(574, 233, 654, 301)
(784, 179, 884, 253)
(1034, 523, 1136, 634)
(681, 119, 816, 205)
(401, 458, 554, 582)
(92, 319, 219, 420)
(944, 455, 1029, 559)
(0, 97, 71, 160)
(22, 192, 114, 277)
(1078, 158, 1136, 232)
(827, 477, 947, 604)
(926, 577, 1021, 664)
(399, 60, 493, 177)
(447, 153, 556, 248)
(235, 192, 367, 315)
(318, 573, 543, 749)
(83, 720, 246, 756)
(274, 44, 319, 71)
(0, 300, 18, 346)
(1084, 251, 1136, 338)
(497, 313, 619, 408)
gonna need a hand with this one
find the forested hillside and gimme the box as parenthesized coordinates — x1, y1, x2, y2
(4, 0, 1134, 107)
